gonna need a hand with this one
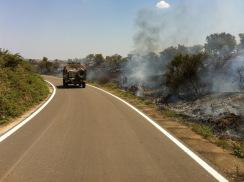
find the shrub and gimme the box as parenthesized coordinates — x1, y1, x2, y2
(233, 144, 244, 158)
(165, 53, 205, 99)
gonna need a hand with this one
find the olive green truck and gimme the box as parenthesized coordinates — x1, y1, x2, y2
(63, 63, 87, 88)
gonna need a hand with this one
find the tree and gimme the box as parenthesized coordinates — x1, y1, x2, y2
(105, 54, 122, 72)
(237, 66, 244, 90)
(84, 54, 105, 69)
(205, 33, 236, 58)
(159, 45, 203, 67)
(53, 59, 60, 73)
(94, 54, 105, 66)
(165, 53, 205, 99)
(239, 33, 244, 49)
(38, 57, 53, 74)
(188, 45, 204, 54)
(160, 46, 178, 63)
(42, 57, 48, 62)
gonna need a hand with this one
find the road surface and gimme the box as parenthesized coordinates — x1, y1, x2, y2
(0, 76, 221, 182)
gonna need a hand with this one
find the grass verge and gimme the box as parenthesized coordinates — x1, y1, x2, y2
(0, 50, 49, 125)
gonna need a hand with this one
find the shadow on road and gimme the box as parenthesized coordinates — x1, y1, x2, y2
(56, 85, 84, 89)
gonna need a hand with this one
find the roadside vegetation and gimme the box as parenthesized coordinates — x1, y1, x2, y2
(0, 49, 49, 125)
(29, 57, 62, 75)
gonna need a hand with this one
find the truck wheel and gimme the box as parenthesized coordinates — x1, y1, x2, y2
(63, 81, 68, 88)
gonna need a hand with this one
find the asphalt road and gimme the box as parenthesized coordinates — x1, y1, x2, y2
(0, 76, 220, 182)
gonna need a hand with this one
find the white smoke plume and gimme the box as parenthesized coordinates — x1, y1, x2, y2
(122, 0, 244, 93)
(209, 51, 244, 92)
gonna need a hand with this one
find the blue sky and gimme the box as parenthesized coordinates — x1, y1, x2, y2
(0, 0, 244, 59)
(0, 0, 155, 59)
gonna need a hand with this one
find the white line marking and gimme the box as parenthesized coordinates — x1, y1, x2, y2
(0, 81, 56, 143)
(88, 84, 228, 182)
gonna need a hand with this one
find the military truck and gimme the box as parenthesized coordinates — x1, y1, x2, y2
(63, 63, 86, 88)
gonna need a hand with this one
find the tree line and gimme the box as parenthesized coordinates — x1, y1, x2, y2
(83, 32, 244, 100)
(32, 32, 244, 100)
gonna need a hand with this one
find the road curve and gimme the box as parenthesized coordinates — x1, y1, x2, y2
(0, 76, 220, 182)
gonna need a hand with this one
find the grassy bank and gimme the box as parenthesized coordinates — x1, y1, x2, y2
(0, 50, 49, 124)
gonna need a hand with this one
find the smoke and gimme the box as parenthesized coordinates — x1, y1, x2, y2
(122, 0, 244, 94)
(133, 9, 161, 54)
(209, 51, 244, 92)
(122, 9, 163, 89)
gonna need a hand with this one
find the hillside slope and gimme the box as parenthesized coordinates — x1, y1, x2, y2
(0, 50, 49, 124)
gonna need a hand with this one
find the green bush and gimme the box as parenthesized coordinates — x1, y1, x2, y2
(165, 53, 205, 99)
(233, 144, 244, 159)
(0, 49, 49, 124)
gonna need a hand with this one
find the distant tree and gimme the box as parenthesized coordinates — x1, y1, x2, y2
(160, 46, 178, 63)
(237, 66, 244, 90)
(159, 45, 203, 66)
(53, 59, 60, 73)
(94, 54, 105, 66)
(46, 61, 53, 73)
(38, 57, 53, 74)
(42, 57, 48, 62)
(239, 33, 244, 49)
(165, 53, 205, 99)
(105, 54, 122, 71)
(205, 33, 236, 58)
(84, 54, 95, 67)
(188, 45, 204, 54)
(39, 61, 45, 73)
(85, 54, 95, 61)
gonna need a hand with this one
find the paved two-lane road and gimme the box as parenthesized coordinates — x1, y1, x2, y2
(0, 76, 221, 182)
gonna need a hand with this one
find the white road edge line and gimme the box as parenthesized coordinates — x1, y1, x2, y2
(88, 84, 228, 182)
(0, 80, 56, 143)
